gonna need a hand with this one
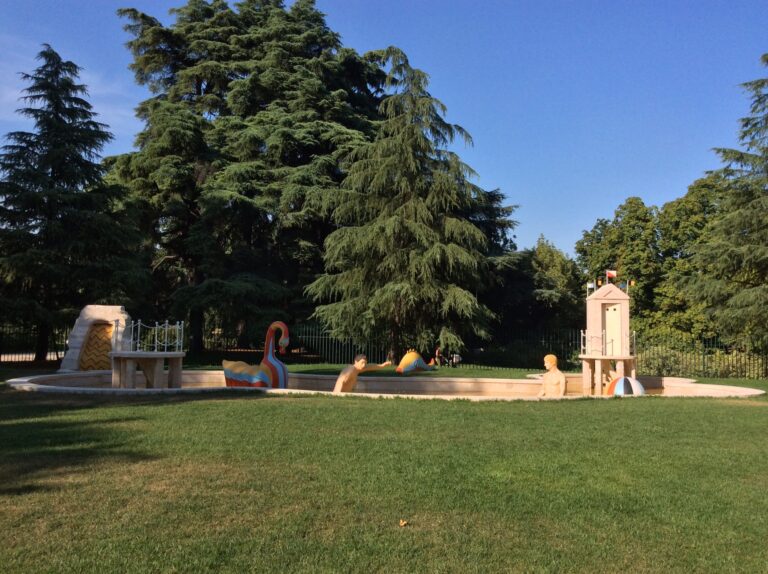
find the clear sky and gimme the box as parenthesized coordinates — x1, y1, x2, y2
(2, 0, 767, 254)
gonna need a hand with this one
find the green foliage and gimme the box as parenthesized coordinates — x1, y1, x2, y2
(112, 1, 521, 355)
(0, 45, 147, 358)
(207, 0, 384, 322)
(529, 236, 583, 329)
(478, 249, 535, 336)
(114, 2, 255, 348)
(108, 96, 221, 351)
(638, 339, 768, 379)
(113, 0, 388, 349)
(687, 55, 768, 353)
(575, 197, 662, 319)
(650, 174, 724, 337)
(481, 236, 583, 340)
(308, 48, 513, 356)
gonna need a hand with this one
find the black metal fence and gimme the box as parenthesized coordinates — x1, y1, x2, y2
(290, 325, 389, 364)
(278, 325, 768, 379)
(198, 323, 768, 378)
(462, 330, 584, 371)
(636, 334, 768, 379)
(0, 323, 69, 363)
(196, 322, 581, 369)
(192, 321, 390, 365)
(4, 318, 768, 379)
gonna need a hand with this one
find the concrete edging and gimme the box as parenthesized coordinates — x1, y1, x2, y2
(6, 370, 765, 399)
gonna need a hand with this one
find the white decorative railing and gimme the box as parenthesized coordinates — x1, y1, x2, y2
(114, 320, 185, 353)
(580, 330, 636, 356)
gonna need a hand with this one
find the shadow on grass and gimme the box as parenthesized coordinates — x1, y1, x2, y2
(0, 386, 233, 495)
(0, 382, 294, 494)
(0, 428, 147, 495)
(0, 387, 157, 494)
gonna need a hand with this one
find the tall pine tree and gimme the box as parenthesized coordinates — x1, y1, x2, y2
(203, 0, 384, 330)
(113, 1, 242, 352)
(113, 0, 385, 348)
(689, 54, 768, 354)
(308, 48, 509, 357)
(0, 45, 145, 359)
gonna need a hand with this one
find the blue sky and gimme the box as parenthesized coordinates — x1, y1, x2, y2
(1, 0, 767, 254)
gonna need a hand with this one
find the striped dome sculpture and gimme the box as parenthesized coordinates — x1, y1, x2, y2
(606, 376, 645, 396)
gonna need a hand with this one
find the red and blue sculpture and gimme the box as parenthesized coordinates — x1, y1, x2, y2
(223, 321, 290, 388)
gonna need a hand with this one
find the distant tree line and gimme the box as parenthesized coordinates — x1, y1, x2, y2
(1, 1, 767, 361)
(576, 61, 768, 354)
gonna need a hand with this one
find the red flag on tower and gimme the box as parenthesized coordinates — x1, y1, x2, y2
(606, 270, 617, 280)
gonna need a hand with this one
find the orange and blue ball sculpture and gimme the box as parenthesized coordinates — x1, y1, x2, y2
(606, 376, 645, 396)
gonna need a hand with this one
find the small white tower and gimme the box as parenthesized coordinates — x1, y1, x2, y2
(579, 284, 636, 395)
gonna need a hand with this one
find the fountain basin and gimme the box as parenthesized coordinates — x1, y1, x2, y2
(6, 370, 765, 400)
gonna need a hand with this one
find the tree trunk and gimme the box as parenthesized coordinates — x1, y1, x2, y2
(189, 307, 205, 355)
(34, 321, 51, 362)
(388, 318, 404, 363)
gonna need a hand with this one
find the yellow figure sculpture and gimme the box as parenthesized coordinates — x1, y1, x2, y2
(395, 349, 437, 374)
(333, 354, 392, 393)
(538, 354, 566, 398)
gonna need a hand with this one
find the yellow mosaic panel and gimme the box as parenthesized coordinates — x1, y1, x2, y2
(78, 322, 114, 371)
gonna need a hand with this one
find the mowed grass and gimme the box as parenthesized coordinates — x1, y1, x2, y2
(1, 373, 767, 572)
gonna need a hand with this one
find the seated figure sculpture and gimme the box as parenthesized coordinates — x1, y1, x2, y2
(537, 353, 566, 398)
(333, 354, 392, 393)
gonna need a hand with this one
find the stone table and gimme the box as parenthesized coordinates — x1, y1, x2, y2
(109, 351, 185, 389)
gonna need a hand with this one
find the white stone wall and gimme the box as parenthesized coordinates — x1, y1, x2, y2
(59, 305, 131, 372)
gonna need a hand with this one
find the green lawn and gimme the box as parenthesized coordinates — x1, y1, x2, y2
(1, 369, 767, 572)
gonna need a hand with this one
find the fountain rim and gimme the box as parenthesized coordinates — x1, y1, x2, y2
(5, 370, 765, 400)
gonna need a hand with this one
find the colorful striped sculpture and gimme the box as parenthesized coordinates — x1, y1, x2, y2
(606, 376, 645, 396)
(223, 321, 290, 388)
(395, 349, 437, 374)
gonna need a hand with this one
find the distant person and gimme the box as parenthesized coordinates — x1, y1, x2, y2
(538, 354, 566, 398)
(434, 346, 444, 367)
(449, 351, 462, 368)
(333, 354, 392, 393)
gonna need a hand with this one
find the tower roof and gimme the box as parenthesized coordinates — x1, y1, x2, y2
(587, 283, 629, 301)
